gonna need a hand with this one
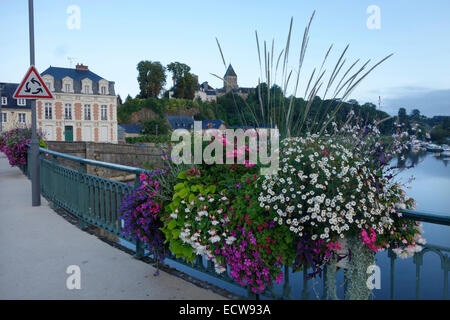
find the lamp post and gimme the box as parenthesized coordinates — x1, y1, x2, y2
(29, 0, 41, 206)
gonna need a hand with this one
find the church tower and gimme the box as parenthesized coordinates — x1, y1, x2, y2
(224, 64, 238, 92)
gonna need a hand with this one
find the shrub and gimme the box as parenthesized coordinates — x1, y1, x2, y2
(0, 128, 46, 167)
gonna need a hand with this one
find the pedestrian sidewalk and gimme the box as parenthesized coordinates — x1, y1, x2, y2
(0, 155, 224, 299)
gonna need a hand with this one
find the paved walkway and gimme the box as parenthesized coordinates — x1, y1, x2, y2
(0, 155, 224, 299)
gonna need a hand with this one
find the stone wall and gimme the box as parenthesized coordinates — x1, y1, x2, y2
(47, 141, 164, 178)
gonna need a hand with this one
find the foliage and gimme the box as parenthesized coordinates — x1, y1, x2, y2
(167, 62, 199, 100)
(117, 96, 217, 124)
(142, 118, 170, 135)
(0, 128, 46, 167)
(125, 135, 171, 145)
(430, 124, 450, 144)
(137, 60, 167, 98)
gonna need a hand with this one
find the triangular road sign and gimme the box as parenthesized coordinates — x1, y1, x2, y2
(13, 65, 53, 99)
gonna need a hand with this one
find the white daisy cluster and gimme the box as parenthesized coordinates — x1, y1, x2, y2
(259, 135, 403, 242)
(171, 193, 231, 273)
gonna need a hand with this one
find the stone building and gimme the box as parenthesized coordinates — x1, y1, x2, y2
(0, 82, 32, 132)
(194, 64, 254, 102)
(38, 64, 118, 143)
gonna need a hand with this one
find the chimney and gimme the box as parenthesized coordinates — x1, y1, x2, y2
(76, 63, 88, 70)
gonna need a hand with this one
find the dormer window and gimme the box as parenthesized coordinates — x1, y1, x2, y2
(17, 98, 26, 106)
(101, 86, 106, 95)
(62, 77, 73, 93)
(1, 97, 7, 105)
(84, 85, 90, 94)
(42, 75, 54, 91)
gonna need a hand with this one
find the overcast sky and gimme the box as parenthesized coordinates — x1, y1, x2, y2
(0, 0, 449, 116)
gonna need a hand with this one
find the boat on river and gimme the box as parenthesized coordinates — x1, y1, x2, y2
(426, 144, 443, 152)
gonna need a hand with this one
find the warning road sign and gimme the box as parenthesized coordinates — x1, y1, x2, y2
(13, 65, 53, 99)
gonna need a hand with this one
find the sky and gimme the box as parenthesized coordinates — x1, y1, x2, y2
(0, 0, 449, 116)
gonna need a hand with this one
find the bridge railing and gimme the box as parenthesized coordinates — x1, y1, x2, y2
(21, 147, 449, 300)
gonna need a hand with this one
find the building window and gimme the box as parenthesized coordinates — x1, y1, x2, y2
(44, 103, 53, 120)
(84, 104, 91, 120)
(1, 112, 7, 123)
(18, 113, 26, 123)
(101, 105, 108, 120)
(65, 83, 71, 93)
(64, 104, 72, 120)
(1, 97, 7, 105)
(17, 98, 26, 106)
(101, 86, 106, 95)
(84, 85, 90, 94)
(45, 82, 51, 90)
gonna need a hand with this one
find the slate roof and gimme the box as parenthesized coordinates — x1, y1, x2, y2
(200, 81, 214, 91)
(224, 64, 237, 77)
(0, 82, 32, 109)
(167, 116, 194, 130)
(41, 66, 115, 96)
(41, 66, 104, 82)
(118, 124, 142, 134)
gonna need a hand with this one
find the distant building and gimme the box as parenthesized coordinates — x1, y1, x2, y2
(167, 116, 194, 130)
(193, 64, 255, 102)
(0, 82, 32, 132)
(194, 82, 218, 103)
(166, 116, 227, 131)
(118, 124, 143, 142)
(38, 64, 118, 143)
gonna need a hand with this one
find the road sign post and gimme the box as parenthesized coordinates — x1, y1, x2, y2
(13, 0, 53, 206)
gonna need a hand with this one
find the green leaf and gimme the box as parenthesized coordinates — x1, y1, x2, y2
(174, 182, 185, 191)
(181, 245, 193, 257)
(167, 219, 177, 230)
(177, 171, 187, 179)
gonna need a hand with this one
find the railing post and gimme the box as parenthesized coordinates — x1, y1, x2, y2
(133, 173, 145, 259)
(414, 252, 423, 300)
(301, 267, 310, 300)
(77, 161, 88, 229)
(388, 248, 396, 300)
(282, 265, 292, 299)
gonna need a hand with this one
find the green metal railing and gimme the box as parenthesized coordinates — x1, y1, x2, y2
(21, 147, 449, 300)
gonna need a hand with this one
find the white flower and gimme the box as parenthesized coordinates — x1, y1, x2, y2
(170, 213, 178, 219)
(225, 236, 236, 244)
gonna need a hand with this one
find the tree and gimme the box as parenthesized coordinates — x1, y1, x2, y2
(411, 109, 421, 120)
(137, 60, 166, 98)
(125, 94, 133, 103)
(167, 62, 198, 100)
(141, 118, 169, 135)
